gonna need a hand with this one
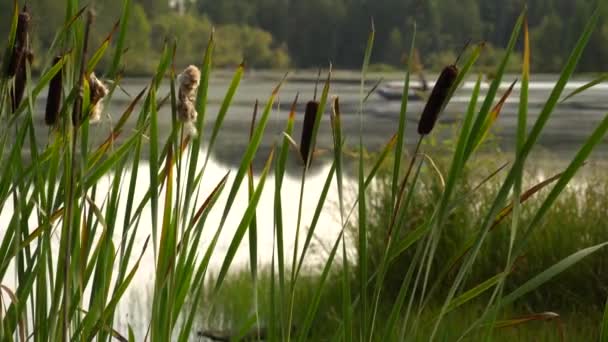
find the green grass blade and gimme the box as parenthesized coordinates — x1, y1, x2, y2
(183, 31, 214, 231)
(87, 22, 118, 74)
(331, 96, 351, 342)
(359, 19, 375, 340)
(202, 63, 244, 169)
(214, 150, 274, 292)
(247, 102, 259, 282)
(446, 272, 506, 314)
(601, 297, 608, 341)
(108, 0, 131, 77)
(561, 73, 608, 103)
(297, 232, 343, 342)
(294, 162, 336, 278)
(502, 242, 608, 308)
(391, 24, 416, 208)
(148, 87, 160, 258)
(463, 14, 524, 161)
(517, 6, 600, 162)
(273, 96, 298, 339)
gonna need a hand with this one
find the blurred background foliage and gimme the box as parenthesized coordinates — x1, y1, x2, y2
(1, 0, 607, 73)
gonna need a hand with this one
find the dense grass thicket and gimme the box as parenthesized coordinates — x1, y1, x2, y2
(1, 0, 608, 341)
(362, 155, 608, 312)
(204, 157, 608, 340)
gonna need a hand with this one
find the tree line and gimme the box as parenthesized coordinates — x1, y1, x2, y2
(1, 0, 607, 73)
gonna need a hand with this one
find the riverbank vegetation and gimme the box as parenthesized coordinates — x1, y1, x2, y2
(201, 151, 608, 341)
(1, 0, 608, 341)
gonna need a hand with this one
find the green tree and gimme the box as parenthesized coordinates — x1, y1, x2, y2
(215, 24, 289, 68)
(196, 0, 256, 25)
(151, 13, 212, 66)
(531, 11, 565, 72)
(286, 0, 347, 67)
(385, 27, 404, 66)
(437, 0, 482, 47)
(120, 3, 154, 74)
(138, 0, 169, 18)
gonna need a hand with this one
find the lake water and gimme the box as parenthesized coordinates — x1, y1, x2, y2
(116, 72, 608, 162)
(4, 72, 608, 339)
(24, 72, 608, 168)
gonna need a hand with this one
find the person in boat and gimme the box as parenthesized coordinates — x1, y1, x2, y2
(376, 49, 429, 100)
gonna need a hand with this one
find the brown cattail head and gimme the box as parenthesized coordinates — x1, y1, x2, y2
(7, 6, 31, 78)
(177, 65, 201, 137)
(16, 6, 30, 46)
(8, 6, 32, 113)
(10, 50, 33, 114)
(11, 58, 26, 113)
(300, 101, 319, 164)
(417, 65, 458, 135)
(45, 56, 63, 126)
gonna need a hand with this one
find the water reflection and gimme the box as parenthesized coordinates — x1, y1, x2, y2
(1, 153, 347, 339)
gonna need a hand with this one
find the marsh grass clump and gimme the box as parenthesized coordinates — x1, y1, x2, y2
(177, 64, 201, 137)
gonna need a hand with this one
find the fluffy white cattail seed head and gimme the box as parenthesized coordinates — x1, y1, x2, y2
(177, 65, 201, 137)
(89, 72, 109, 123)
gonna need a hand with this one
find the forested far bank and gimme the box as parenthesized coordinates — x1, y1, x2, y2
(1, 0, 607, 74)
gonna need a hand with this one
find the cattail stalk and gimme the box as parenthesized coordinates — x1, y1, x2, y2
(9, 7, 32, 113)
(299, 101, 319, 164)
(7, 7, 30, 78)
(45, 56, 63, 126)
(391, 54, 461, 236)
(63, 10, 93, 342)
(72, 11, 94, 127)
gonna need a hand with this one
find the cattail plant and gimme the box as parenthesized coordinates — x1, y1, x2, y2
(417, 64, 458, 135)
(7, 6, 30, 78)
(299, 100, 319, 163)
(177, 65, 201, 137)
(45, 56, 63, 126)
(11, 51, 32, 113)
(299, 69, 323, 165)
(88, 72, 108, 122)
(9, 6, 32, 113)
(391, 48, 462, 236)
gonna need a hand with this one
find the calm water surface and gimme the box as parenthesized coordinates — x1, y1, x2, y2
(5, 72, 608, 339)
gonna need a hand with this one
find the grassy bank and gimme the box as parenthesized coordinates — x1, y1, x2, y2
(198, 155, 608, 340)
(202, 268, 602, 341)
